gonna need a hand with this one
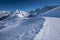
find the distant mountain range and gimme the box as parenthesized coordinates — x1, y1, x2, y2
(0, 5, 59, 21)
(29, 5, 58, 16)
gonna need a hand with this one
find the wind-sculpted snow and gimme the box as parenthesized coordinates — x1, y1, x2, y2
(0, 13, 45, 40)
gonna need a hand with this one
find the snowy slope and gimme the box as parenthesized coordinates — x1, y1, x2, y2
(41, 6, 60, 18)
(0, 13, 45, 40)
(34, 6, 60, 40)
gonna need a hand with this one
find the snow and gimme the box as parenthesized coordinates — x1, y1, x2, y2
(34, 6, 60, 40)
(16, 11, 30, 18)
(34, 21, 47, 40)
(0, 16, 45, 40)
(34, 17, 60, 40)
(40, 17, 60, 40)
(41, 6, 60, 18)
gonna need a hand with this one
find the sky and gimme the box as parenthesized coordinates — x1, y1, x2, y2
(0, 0, 60, 11)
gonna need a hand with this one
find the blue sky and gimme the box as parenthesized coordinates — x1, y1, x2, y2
(0, 0, 60, 11)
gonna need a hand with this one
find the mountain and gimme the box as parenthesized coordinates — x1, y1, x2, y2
(41, 6, 60, 18)
(0, 5, 58, 20)
(15, 10, 30, 18)
(29, 5, 58, 17)
(0, 6, 60, 40)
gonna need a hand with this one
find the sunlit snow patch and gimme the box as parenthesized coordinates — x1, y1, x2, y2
(16, 10, 30, 19)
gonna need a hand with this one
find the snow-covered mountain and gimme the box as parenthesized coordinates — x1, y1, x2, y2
(15, 10, 30, 18)
(41, 6, 60, 18)
(29, 6, 58, 16)
(0, 6, 60, 40)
